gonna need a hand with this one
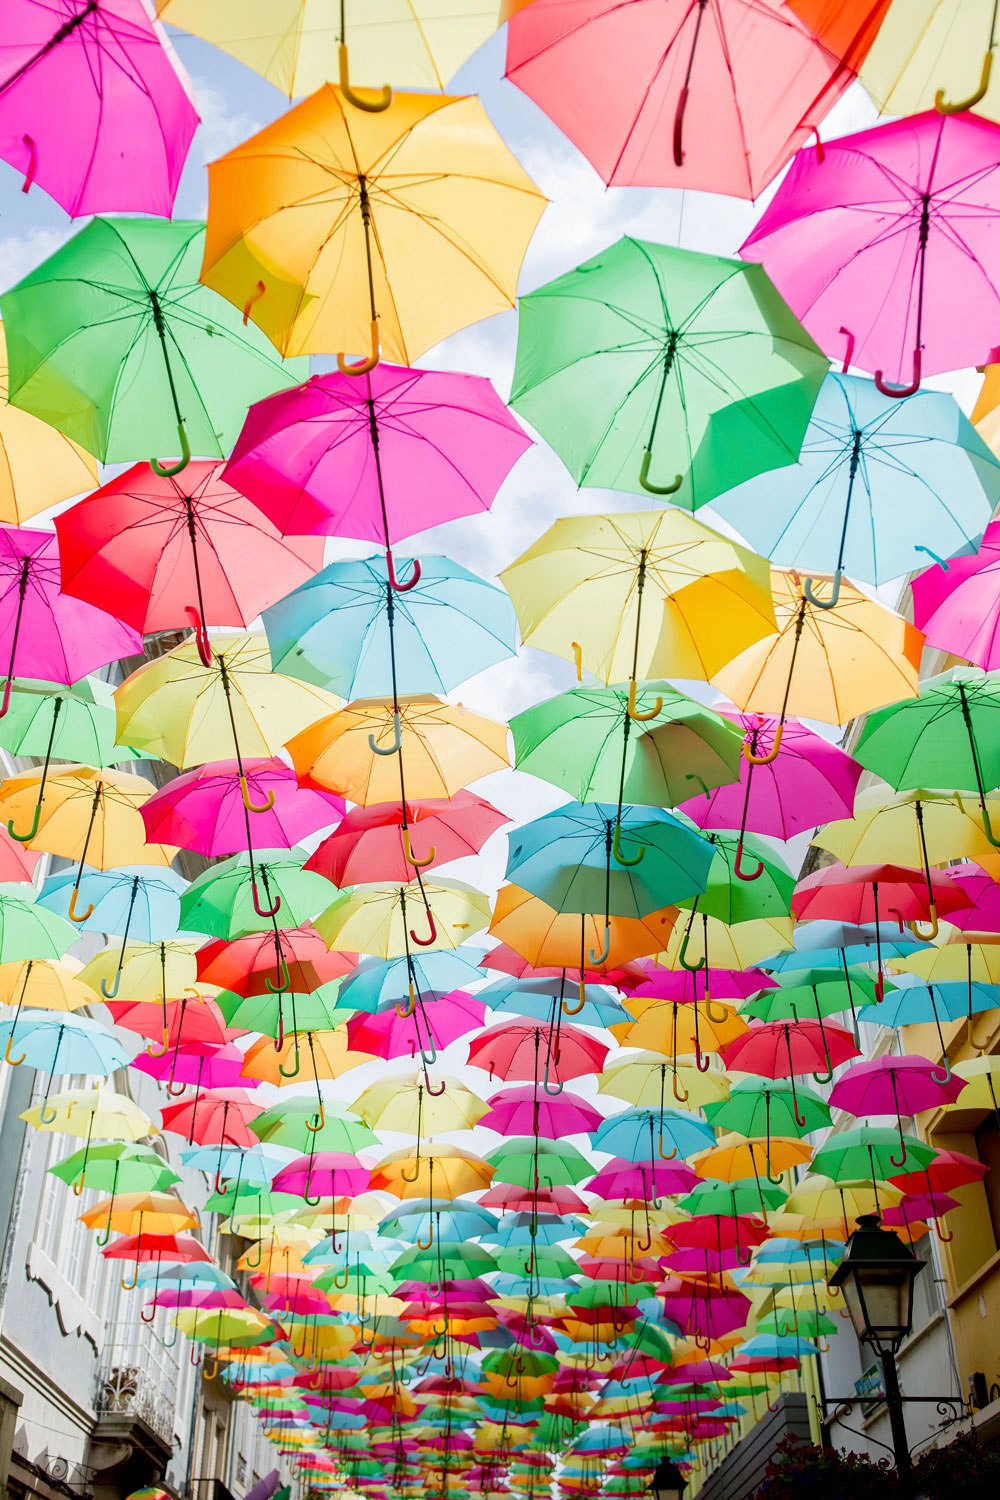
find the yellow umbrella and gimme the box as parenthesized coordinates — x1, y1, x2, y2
(949, 1055, 1000, 1113)
(973, 364, 1000, 459)
(488, 885, 678, 969)
(80, 1190, 198, 1236)
(20, 1088, 155, 1140)
(114, 633, 338, 770)
(813, 787, 1000, 878)
(0, 325, 96, 521)
(712, 569, 923, 749)
(0, 767, 176, 918)
(155, 0, 501, 101)
(285, 695, 509, 804)
(76, 940, 201, 1004)
(894, 927, 1000, 984)
(369, 1144, 493, 1199)
(352, 1074, 487, 1134)
(783, 1176, 904, 1236)
(657, 912, 793, 971)
(597, 1052, 730, 1112)
(692, 1136, 813, 1182)
(859, 1, 1000, 120)
(201, 86, 545, 364)
(315, 878, 491, 955)
(240, 1028, 373, 1084)
(500, 510, 776, 695)
(0, 958, 91, 1012)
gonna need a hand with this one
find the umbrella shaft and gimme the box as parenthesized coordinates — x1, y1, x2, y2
(0, 0, 99, 95)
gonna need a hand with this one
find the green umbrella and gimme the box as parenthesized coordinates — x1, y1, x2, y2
(313, 1262, 394, 1295)
(49, 1141, 179, 1198)
(854, 667, 1000, 846)
(389, 1241, 499, 1283)
(676, 832, 794, 923)
(484, 1138, 592, 1189)
(217, 982, 354, 1039)
(482, 1349, 559, 1378)
(703, 1078, 830, 1181)
(496, 1244, 579, 1279)
(178, 848, 336, 939)
(203, 1185, 302, 1219)
(0, 678, 150, 773)
(249, 1097, 377, 1155)
(758, 1308, 836, 1339)
(510, 683, 742, 809)
(812, 1127, 936, 1186)
(0, 887, 74, 962)
(677, 1177, 787, 1217)
(1, 217, 305, 473)
(511, 236, 827, 505)
(741, 967, 884, 1043)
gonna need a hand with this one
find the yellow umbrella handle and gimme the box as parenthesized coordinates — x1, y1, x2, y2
(908, 903, 938, 941)
(627, 681, 662, 721)
(743, 726, 782, 766)
(68, 887, 94, 923)
(936, 49, 994, 113)
(403, 828, 435, 868)
(338, 43, 391, 112)
(338, 318, 380, 377)
(572, 643, 583, 681)
(395, 982, 416, 1020)
(240, 774, 275, 814)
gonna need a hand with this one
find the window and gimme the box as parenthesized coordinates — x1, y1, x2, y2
(974, 1113, 1000, 1251)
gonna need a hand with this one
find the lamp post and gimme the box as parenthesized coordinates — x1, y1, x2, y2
(650, 1459, 687, 1500)
(829, 1214, 924, 1498)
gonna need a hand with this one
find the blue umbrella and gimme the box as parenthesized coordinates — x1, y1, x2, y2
(179, 1142, 293, 1183)
(590, 1106, 715, 1161)
(483, 1212, 586, 1247)
(478, 974, 626, 1027)
(761, 919, 929, 971)
(379, 1200, 499, 1243)
(710, 372, 1000, 602)
(263, 553, 518, 698)
(338, 950, 485, 1012)
(0, 1011, 131, 1120)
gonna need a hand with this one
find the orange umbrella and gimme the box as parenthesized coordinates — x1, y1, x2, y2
(488, 884, 678, 970)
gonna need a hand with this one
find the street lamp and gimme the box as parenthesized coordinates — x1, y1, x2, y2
(830, 1214, 924, 1496)
(650, 1459, 687, 1500)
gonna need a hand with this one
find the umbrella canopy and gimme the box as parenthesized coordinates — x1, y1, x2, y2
(178, 849, 335, 940)
(202, 86, 546, 362)
(0, 677, 147, 771)
(306, 793, 508, 887)
(857, 1, 1000, 127)
(1, 218, 304, 466)
(511, 238, 827, 507)
(911, 519, 1000, 672)
(0, 327, 96, 523)
(316, 880, 491, 957)
(141, 760, 344, 858)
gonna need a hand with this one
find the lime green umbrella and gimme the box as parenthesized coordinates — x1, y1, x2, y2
(678, 1177, 787, 1217)
(676, 832, 794, 923)
(812, 1127, 936, 1185)
(217, 983, 354, 1039)
(0, 678, 149, 770)
(178, 849, 336, 940)
(511, 237, 827, 506)
(758, 1308, 836, 1338)
(0, 218, 304, 471)
(0, 888, 74, 963)
(49, 1141, 179, 1197)
(313, 1263, 394, 1295)
(249, 1097, 377, 1155)
(389, 1242, 499, 1283)
(741, 969, 883, 1038)
(482, 1349, 559, 1379)
(703, 1078, 831, 1143)
(854, 667, 1000, 846)
(484, 1138, 592, 1189)
(510, 682, 742, 808)
(203, 1185, 302, 1219)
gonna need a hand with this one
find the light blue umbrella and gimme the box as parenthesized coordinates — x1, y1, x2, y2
(338, 950, 484, 1012)
(263, 553, 517, 698)
(590, 1106, 715, 1161)
(483, 1211, 586, 1248)
(505, 801, 713, 922)
(710, 372, 1000, 601)
(0, 1010, 131, 1120)
(179, 1142, 292, 1184)
(761, 920, 929, 972)
(38, 864, 188, 939)
(379, 1200, 498, 1243)
(478, 974, 626, 1027)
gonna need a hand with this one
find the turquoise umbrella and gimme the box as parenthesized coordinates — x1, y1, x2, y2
(709, 372, 1000, 605)
(38, 865, 188, 941)
(263, 553, 517, 698)
(0, 1011, 131, 1121)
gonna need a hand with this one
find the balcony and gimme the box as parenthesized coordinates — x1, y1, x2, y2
(94, 1323, 180, 1451)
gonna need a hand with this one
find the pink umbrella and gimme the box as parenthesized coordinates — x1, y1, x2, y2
(678, 712, 861, 844)
(345, 991, 485, 1062)
(0, 525, 142, 712)
(659, 1276, 751, 1343)
(140, 758, 345, 856)
(477, 1086, 603, 1139)
(829, 1055, 966, 1167)
(131, 1041, 252, 1093)
(740, 111, 1000, 393)
(620, 960, 776, 1004)
(54, 462, 323, 649)
(479, 943, 647, 989)
(504, 0, 857, 199)
(911, 522, 1000, 671)
(881, 1193, 960, 1244)
(0, 824, 40, 883)
(225, 365, 531, 591)
(586, 1157, 698, 1200)
(305, 792, 509, 886)
(271, 1152, 371, 1202)
(0, 0, 198, 217)
(941, 864, 1000, 933)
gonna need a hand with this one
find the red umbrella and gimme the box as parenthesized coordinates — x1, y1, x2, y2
(160, 1086, 263, 1147)
(721, 1018, 859, 1125)
(108, 993, 232, 1050)
(479, 944, 646, 988)
(305, 791, 509, 885)
(196, 924, 356, 996)
(467, 1021, 609, 1090)
(479, 1182, 587, 1215)
(791, 861, 966, 928)
(54, 461, 323, 661)
(102, 1230, 212, 1291)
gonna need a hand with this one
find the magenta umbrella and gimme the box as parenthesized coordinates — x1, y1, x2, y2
(659, 1276, 751, 1342)
(829, 1055, 966, 1167)
(619, 960, 776, 1004)
(678, 712, 861, 846)
(586, 1157, 697, 1201)
(225, 365, 531, 591)
(131, 1041, 252, 1093)
(740, 111, 1000, 393)
(941, 864, 1000, 932)
(271, 1153, 371, 1204)
(477, 1086, 603, 1139)
(0, 524, 142, 713)
(911, 520, 1000, 671)
(345, 992, 486, 1063)
(0, 0, 198, 216)
(139, 758, 345, 856)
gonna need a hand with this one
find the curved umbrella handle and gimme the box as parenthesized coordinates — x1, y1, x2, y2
(704, 994, 731, 1026)
(403, 828, 435, 868)
(562, 981, 586, 1017)
(588, 923, 611, 966)
(887, 905, 906, 935)
(3, 1036, 25, 1067)
(685, 773, 711, 801)
(734, 839, 764, 882)
(7, 801, 40, 843)
(839, 327, 855, 372)
(0, 679, 11, 721)
(304, 1101, 326, 1133)
(203, 1357, 220, 1382)
(251, 881, 281, 919)
(672, 84, 689, 166)
(671, 1070, 689, 1104)
(909, 903, 938, 941)
(981, 799, 1000, 848)
(409, 908, 437, 947)
(369, 711, 402, 757)
(936, 49, 993, 113)
(874, 349, 921, 398)
(278, 1041, 301, 1078)
(694, 1038, 711, 1073)
(214, 1169, 228, 1196)
(166, 1077, 186, 1097)
(72, 1172, 85, 1197)
(627, 680, 661, 722)
(424, 1072, 446, 1100)
(185, 606, 212, 667)
(657, 1129, 678, 1161)
(612, 823, 644, 867)
(387, 553, 421, 592)
(147, 1027, 170, 1059)
(338, 42, 391, 110)
(337, 318, 380, 376)
(802, 571, 842, 611)
(99, 970, 121, 1000)
(395, 982, 416, 1020)
(120, 1264, 139, 1292)
(678, 929, 705, 972)
(264, 956, 290, 994)
(139, 1301, 156, 1325)
(934, 1218, 955, 1243)
(150, 422, 192, 478)
(399, 1153, 422, 1184)
(811, 1055, 833, 1086)
(241, 774, 275, 814)
(743, 726, 782, 766)
(638, 449, 682, 495)
(416, 1221, 434, 1252)
(68, 888, 94, 923)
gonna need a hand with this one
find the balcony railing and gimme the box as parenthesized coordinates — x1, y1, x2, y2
(95, 1321, 180, 1445)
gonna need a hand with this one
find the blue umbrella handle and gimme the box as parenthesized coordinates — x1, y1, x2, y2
(369, 711, 402, 756)
(913, 545, 949, 571)
(338, 43, 391, 111)
(801, 571, 841, 611)
(150, 421, 191, 478)
(936, 49, 993, 113)
(99, 970, 121, 1000)
(874, 349, 921, 398)
(338, 317, 381, 376)
(638, 449, 682, 496)
(587, 923, 610, 966)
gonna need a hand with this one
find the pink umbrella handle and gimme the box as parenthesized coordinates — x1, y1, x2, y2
(839, 327, 855, 371)
(185, 606, 212, 667)
(409, 907, 437, 946)
(386, 552, 421, 592)
(0, 678, 12, 720)
(251, 881, 281, 919)
(423, 1072, 447, 1098)
(150, 421, 192, 478)
(338, 43, 392, 111)
(733, 840, 764, 882)
(874, 349, 921, 399)
(337, 318, 380, 376)
(242, 279, 266, 326)
(936, 49, 993, 114)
